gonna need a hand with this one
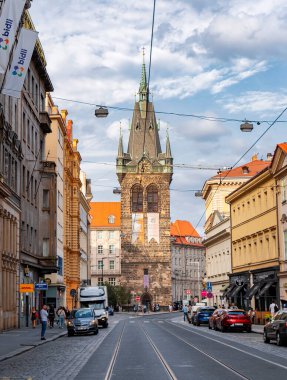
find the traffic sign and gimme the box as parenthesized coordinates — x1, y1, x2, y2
(201, 290, 207, 297)
(135, 296, 140, 302)
(207, 282, 212, 291)
(20, 284, 34, 293)
(207, 292, 213, 298)
(35, 283, 48, 290)
(70, 289, 77, 297)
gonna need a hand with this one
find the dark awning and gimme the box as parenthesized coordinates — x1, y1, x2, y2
(245, 283, 261, 300)
(258, 282, 275, 297)
(229, 284, 245, 298)
(223, 283, 236, 298)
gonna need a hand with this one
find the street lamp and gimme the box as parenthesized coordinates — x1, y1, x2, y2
(95, 106, 109, 118)
(240, 119, 253, 132)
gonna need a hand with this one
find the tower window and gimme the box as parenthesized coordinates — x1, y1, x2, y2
(147, 184, 158, 212)
(131, 184, 143, 212)
(108, 215, 115, 224)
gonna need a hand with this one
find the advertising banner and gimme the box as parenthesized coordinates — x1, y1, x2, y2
(19, 283, 34, 293)
(143, 274, 149, 288)
(2, 27, 38, 98)
(147, 213, 159, 243)
(132, 213, 144, 243)
(0, 0, 26, 74)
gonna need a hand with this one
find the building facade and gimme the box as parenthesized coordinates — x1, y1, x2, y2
(63, 120, 81, 309)
(171, 220, 205, 304)
(116, 59, 173, 308)
(201, 155, 270, 309)
(90, 202, 121, 287)
(270, 143, 287, 307)
(226, 165, 279, 313)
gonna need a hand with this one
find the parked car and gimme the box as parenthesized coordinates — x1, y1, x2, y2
(263, 310, 287, 346)
(67, 308, 99, 337)
(216, 309, 252, 332)
(192, 307, 215, 326)
(208, 308, 225, 330)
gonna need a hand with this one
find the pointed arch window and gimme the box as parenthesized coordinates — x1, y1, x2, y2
(147, 184, 158, 212)
(131, 184, 143, 212)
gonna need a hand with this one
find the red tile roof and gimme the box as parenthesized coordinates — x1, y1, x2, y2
(171, 220, 200, 237)
(278, 143, 287, 154)
(212, 159, 270, 179)
(90, 202, 121, 227)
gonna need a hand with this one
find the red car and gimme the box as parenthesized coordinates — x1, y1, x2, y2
(208, 309, 225, 330)
(216, 309, 252, 332)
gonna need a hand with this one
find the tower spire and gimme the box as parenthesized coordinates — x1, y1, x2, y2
(166, 128, 172, 158)
(139, 47, 148, 102)
(117, 125, 124, 158)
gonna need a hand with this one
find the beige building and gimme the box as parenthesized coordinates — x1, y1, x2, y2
(116, 59, 173, 308)
(270, 143, 287, 307)
(43, 96, 66, 308)
(171, 220, 205, 304)
(202, 156, 270, 308)
(226, 164, 279, 313)
(90, 202, 121, 287)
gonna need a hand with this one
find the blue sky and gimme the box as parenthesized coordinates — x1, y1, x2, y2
(30, 0, 287, 235)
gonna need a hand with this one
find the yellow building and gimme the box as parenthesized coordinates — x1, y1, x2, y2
(226, 164, 279, 314)
(63, 118, 81, 309)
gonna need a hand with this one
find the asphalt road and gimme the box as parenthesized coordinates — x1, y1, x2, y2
(0, 313, 287, 380)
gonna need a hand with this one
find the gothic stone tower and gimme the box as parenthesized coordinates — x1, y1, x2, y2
(116, 59, 173, 308)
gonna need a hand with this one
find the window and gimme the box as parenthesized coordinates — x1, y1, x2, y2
(98, 277, 103, 286)
(147, 184, 158, 212)
(109, 231, 114, 239)
(22, 166, 25, 195)
(109, 245, 115, 254)
(131, 184, 143, 212)
(97, 245, 103, 254)
(282, 178, 287, 203)
(97, 231, 103, 239)
(108, 277, 116, 286)
(26, 170, 30, 200)
(109, 260, 115, 270)
(98, 260, 103, 269)
(43, 190, 50, 209)
(108, 215, 115, 224)
(58, 256, 63, 276)
(27, 119, 30, 147)
(22, 112, 26, 141)
(40, 93, 45, 111)
(284, 230, 287, 260)
(43, 238, 50, 256)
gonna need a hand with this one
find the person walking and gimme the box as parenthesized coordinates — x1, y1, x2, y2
(48, 305, 55, 328)
(57, 307, 66, 328)
(31, 307, 38, 328)
(269, 300, 279, 317)
(182, 305, 188, 322)
(40, 305, 48, 340)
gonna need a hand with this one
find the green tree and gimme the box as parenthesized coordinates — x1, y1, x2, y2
(104, 283, 131, 307)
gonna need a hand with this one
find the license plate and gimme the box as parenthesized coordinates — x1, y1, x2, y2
(77, 326, 86, 330)
(235, 323, 244, 326)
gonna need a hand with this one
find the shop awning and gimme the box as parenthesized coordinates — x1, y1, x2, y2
(229, 284, 245, 298)
(223, 283, 236, 298)
(245, 283, 261, 300)
(258, 282, 275, 297)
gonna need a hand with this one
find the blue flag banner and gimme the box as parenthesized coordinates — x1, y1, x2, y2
(2, 27, 38, 98)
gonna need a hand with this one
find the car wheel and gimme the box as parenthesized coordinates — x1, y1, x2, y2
(246, 326, 252, 333)
(208, 323, 211, 330)
(263, 330, 270, 343)
(220, 324, 225, 332)
(94, 328, 99, 335)
(196, 321, 200, 326)
(68, 332, 74, 337)
(276, 332, 283, 346)
(103, 322, 108, 328)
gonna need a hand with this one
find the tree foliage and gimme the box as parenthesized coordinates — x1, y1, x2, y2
(104, 283, 131, 307)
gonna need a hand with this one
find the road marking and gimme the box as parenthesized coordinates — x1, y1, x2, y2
(144, 321, 149, 323)
(167, 321, 287, 371)
(129, 321, 135, 323)
(158, 321, 164, 323)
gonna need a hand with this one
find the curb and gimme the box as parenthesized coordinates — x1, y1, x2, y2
(0, 331, 67, 363)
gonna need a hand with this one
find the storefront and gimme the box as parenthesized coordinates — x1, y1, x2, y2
(225, 273, 249, 309)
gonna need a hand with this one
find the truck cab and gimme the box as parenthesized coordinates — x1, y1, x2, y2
(79, 286, 109, 328)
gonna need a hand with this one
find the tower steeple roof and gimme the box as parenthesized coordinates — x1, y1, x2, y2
(166, 129, 172, 158)
(139, 48, 148, 102)
(117, 127, 124, 158)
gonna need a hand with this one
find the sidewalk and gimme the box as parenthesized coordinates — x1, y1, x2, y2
(0, 324, 66, 362)
(251, 324, 264, 334)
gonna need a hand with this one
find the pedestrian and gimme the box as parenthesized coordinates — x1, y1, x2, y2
(143, 304, 147, 313)
(269, 300, 279, 317)
(168, 304, 173, 312)
(182, 305, 188, 321)
(31, 307, 38, 328)
(40, 305, 48, 340)
(65, 307, 71, 319)
(48, 305, 55, 328)
(57, 306, 66, 328)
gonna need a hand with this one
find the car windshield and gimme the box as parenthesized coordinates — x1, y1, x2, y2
(199, 309, 214, 313)
(73, 309, 93, 318)
(227, 311, 246, 315)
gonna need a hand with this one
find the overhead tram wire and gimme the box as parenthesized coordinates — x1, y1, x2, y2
(194, 104, 287, 230)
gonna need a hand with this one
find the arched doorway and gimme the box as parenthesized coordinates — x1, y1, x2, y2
(141, 292, 153, 311)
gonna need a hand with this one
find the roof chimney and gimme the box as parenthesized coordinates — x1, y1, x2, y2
(251, 153, 258, 161)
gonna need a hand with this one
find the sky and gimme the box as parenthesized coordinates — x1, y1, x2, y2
(29, 0, 287, 235)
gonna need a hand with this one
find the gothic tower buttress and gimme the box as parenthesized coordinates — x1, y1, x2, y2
(116, 57, 173, 307)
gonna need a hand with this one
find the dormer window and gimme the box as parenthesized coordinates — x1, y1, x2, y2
(108, 215, 115, 224)
(242, 166, 249, 174)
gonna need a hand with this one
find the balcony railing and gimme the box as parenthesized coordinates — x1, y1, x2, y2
(91, 268, 121, 276)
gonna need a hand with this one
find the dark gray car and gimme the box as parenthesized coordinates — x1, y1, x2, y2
(67, 308, 99, 337)
(263, 310, 287, 346)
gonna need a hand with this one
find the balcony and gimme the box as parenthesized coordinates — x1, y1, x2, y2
(39, 111, 52, 133)
(91, 268, 121, 276)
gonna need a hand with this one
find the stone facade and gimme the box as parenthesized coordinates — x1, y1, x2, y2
(116, 59, 173, 308)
